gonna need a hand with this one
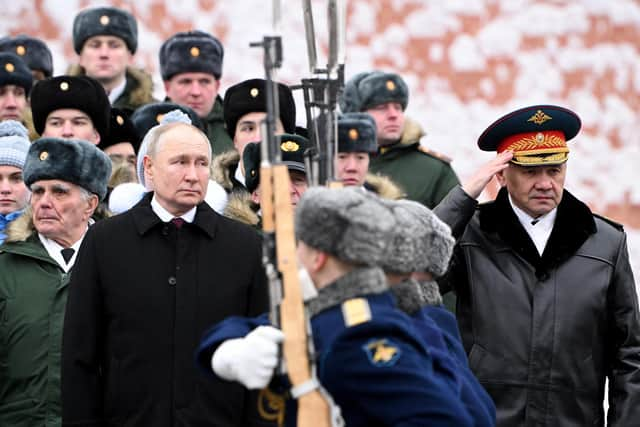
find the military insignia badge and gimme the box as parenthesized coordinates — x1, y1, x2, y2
(5, 62, 14, 73)
(363, 338, 401, 367)
(280, 140, 300, 152)
(341, 298, 372, 327)
(39, 151, 48, 161)
(385, 79, 396, 91)
(116, 115, 124, 125)
(156, 113, 164, 123)
(190, 46, 200, 57)
(16, 45, 26, 56)
(348, 128, 358, 140)
(250, 87, 259, 98)
(527, 110, 552, 125)
(59, 81, 69, 91)
(100, 15, 110, 26)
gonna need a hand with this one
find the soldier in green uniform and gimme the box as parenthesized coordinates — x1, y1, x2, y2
(159, 30, 232, 156)
(69, 7, 155, 112)
(340, 71, 459, 209)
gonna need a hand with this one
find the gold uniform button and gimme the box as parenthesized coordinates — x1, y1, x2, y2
(100, 15, 110, 26)
(250, 88, 259, 98)
(39, 151, 49, 161)
(60, 82, 69, 91)
(16, 45, 26, 56)
(190, 46, 200, 57)
(5, 63, 14, 73)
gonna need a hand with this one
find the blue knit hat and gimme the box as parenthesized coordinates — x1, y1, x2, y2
(0, 120, 30, 169)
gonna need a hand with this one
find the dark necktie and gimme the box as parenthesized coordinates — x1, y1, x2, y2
(61, 248, 75, 264)
(171, 217, 185, 229)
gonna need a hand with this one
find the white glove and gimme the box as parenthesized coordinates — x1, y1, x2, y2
(211, 325, 285, 389)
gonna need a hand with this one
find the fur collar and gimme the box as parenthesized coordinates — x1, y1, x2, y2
(5, 206, 35, 243)
(66, 64, 154, 108)
(391, 278, 443, 315)
(211, 149, 240, 191)
(399, 116, 425, 146)
(307, 267, 388, 317)
(223, 191, 260, 226)
(364, 173, 405, 199)
(478, 187, 596, 277)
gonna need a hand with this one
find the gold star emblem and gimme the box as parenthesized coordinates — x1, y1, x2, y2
(190, 46, 200, 57)
(39, 151, 49, 161)
(250, 88, 259, 98)
(116, 115, 124, 125)
(60, 81, 69, 91)
(527, 110, 552, 125)
(100, 15, 110, 26)
(5, 63, 14, 72)
(373, 343, 398, 363)
(156, 113, 164, 123)
(281, 141, 299, 152)
(16, 45, 26, 56)
(386, 80, 396, 91)
(349, 128, 359, 140)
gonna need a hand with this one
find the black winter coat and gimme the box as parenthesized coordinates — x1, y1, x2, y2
(61, 193, 270, 427)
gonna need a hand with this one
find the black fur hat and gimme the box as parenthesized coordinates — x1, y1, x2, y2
(0, 35, 53, 78)
(159, 30, 223, 81)
(73, 7, 138, 54)
(223, 78, 296, 138)
(243, 133, 309, 193)
(101, 108, 140, 153)
(24, 137, 112, 201)
(340, 71, 409, 113)
(30, 75, 111, 139)
(130, 102, 204, 140)
(338, 112, 377, 153)
(0, 52, 32, 95)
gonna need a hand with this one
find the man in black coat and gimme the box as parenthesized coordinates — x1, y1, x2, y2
(61, 119, 270, 426)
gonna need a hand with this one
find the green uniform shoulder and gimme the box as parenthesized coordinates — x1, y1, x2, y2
(416, 144, 452, 164)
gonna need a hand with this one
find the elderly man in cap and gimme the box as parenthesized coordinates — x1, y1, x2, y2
(70, 6, 154, 111)
(197, 187, 474, 426)
(0, 34, 54, 81)
(62, 118, 269, 426)
(0, 52, 32, 124)
(340, 70, 459, 209)
(212, 78, 296, 194)
(434, 104, 640, 426)
(0, 120, 31, 244)
(160, 30, 231, 155)
(30, 75, 110, 145)
(0, 137, 110, 427)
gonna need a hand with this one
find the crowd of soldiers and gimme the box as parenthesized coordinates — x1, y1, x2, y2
(0, 5, 639, 427)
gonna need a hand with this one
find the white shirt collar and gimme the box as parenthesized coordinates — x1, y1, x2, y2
(234, 164, 246, 186)
(150, 194, 197, 223)
(107, 77, 127, 105)
(38, 228, 88, 273)
(508, 194, 557, 256)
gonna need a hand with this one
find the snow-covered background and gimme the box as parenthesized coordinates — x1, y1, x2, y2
(3, 0, 640, 280)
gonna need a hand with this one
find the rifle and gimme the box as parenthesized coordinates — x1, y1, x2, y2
(251, 1, 339, 426)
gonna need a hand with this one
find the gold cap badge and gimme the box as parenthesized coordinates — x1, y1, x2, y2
(39, 151, 49, 161)
(116, 115, 124, 125)
(156, 113, 165, 123)
(280, 141, 299, 152)
(250, 88, 259, 98)
(348, 128, 359, 140)
(5, 63, 14, 73)
(190, 46, 200, 57)
(100, 15, 110, 26)
(16, 45, 26, 56)
(527, 110, 552, 125)
(60, 81, 69, 91)
(385, 80, 396, 91)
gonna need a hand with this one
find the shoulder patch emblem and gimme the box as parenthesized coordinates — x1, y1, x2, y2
(363, 338, 401, 366)
(341, 298, 371, 327)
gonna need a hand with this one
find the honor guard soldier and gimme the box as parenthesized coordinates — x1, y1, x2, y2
(435, 104, 640, 426)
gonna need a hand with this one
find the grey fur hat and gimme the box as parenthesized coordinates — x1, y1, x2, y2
(0, 35, 53, 78)
(340, 71, 409, 113)
(380, 199, 454, 277)
(0, 120, 30, 169)
(338, 112, 377, 153)
(295, 187, 397, 266)
(0, 52, 32, 95)
(159, 30, 224, 81)
(73, 7, 138, 54)
(23, 138, 112, 201)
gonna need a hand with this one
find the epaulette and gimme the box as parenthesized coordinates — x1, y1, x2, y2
(341, 298, 372, 327)
(593, 213, 625, 232)
(416, 144, 452, 163)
